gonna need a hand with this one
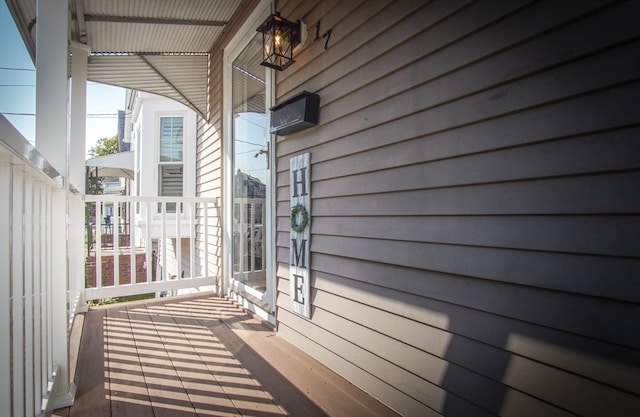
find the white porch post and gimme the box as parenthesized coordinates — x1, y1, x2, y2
(35, 0, 69, 175)
(69, 42, 91, 314)
(35, 0, 75, 408)
(0, 155, 11, 416)
(70, 42, 90, 193)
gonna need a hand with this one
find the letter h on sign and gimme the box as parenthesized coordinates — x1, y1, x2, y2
(291, 166, 308, 197)
(289, 153, 311, 318)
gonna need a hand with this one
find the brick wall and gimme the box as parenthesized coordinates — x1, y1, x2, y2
(99, 234, 130, 247)
(85, 253, 147, 287)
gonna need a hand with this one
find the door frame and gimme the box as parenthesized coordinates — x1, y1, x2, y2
(222, 0, 276, 323)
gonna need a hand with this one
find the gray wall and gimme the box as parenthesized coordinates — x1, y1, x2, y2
(273, 0, 640, 415)
(194, 116, 223, 287)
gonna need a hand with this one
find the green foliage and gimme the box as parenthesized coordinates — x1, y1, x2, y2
(86, 293, 155, 308)
(86, 297, 119, 307)
(86, 176, 103, 195)
(87, 134, 118, 195)
(88, 134, 119, 157)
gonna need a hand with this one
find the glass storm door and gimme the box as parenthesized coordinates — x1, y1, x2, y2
(230, 32, 272, 307)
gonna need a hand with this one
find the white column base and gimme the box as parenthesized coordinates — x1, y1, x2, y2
(51, 383, 77, 410)
(38, 365, 76, 416)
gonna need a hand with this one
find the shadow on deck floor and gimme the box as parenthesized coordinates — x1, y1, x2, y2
(54, 294, 401, 417)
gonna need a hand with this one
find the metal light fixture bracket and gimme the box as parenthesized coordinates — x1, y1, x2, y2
(256, 12, 301, 71)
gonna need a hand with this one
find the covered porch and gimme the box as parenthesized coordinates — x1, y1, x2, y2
(2, 0, 284, 414)
(6, 0, 640, 415)
(53, 294, 399, 417)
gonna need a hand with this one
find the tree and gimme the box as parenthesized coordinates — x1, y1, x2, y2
(86, 134, 119, 195)
(88, 134, 119, 157)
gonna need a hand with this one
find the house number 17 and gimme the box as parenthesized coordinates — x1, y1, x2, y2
(314, 22, 332, 50)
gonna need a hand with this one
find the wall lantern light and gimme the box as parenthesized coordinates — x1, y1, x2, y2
(256, 12, 302, 71)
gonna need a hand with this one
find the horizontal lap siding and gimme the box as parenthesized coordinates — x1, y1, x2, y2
(196, 0, 260, 285)
(274, 0, 640, 416)
(195, 116, 222, 282)
(195, 48, 223, 284)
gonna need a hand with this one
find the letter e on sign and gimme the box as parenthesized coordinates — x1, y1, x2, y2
(290, 153, 311, 318)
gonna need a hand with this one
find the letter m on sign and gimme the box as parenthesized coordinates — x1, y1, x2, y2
(290, 153, 310, 318)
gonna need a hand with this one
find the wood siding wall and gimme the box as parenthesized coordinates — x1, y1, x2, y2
(195, 0, 261, 291)
(195, 116, 223, 287)
(273, 1, 640, 416)
(197, 22, 225, 289)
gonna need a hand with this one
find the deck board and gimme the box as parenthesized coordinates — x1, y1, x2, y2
(68, 308, 110, 417)
(109, 306, 157, 417)
(54, 294, 401, 417)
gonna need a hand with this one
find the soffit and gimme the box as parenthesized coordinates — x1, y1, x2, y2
(5, 0, 245, 118)
(86, 151, 134, 179)
(87, 54, 210, 118)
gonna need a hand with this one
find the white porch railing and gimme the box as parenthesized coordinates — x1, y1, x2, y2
(84, 195, 218, 300)
(0, 116, 73, 416)
(1, 113, 220, 417)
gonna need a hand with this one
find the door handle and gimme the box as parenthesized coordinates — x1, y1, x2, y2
(254, 142, 270, 170)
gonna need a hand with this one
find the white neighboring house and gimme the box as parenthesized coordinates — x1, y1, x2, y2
(126, 90, 197, 285)
(85, 148, 135, 245)
(102, 176, 127, 195)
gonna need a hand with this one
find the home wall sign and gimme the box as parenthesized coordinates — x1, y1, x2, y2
(289, 152, 311, 318)
(270, 91, 319, 136)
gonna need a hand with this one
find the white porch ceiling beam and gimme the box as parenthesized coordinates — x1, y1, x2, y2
(80, 14, 227, 26)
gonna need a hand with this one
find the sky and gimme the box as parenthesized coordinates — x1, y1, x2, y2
(235, 112, 268, 185)
(0, 1, 124, 157)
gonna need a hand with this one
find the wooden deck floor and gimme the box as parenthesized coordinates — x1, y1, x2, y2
(54, 294, 401, 417)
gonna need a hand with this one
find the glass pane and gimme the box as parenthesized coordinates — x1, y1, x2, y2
(159, 117, 183, 162)
(0, 1, 36, 143)
(232, 32, 268, 294)
(159, 164, 183, 196)
(159, 164, 183, 213)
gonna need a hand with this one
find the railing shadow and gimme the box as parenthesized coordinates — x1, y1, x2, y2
(64, 295, 328, 417)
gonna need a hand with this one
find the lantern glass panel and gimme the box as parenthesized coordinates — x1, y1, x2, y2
(258, 14, 297, 70)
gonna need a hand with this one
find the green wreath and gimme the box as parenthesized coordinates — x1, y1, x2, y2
(290, 203, 309, 233)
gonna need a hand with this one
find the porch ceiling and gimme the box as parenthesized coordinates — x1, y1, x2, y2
(5, 0, 245, 118)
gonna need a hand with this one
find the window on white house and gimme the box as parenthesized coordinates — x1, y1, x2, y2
(159, 116, 183, 162)
(158, 117, 183, 212)
(159, 164, 183, 196)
